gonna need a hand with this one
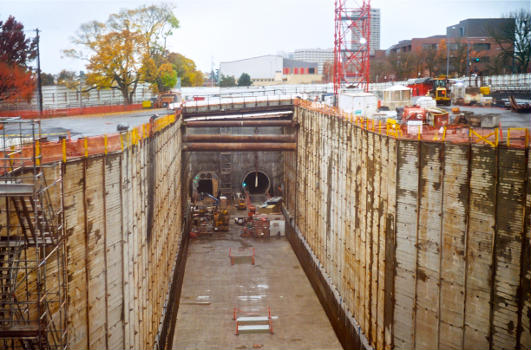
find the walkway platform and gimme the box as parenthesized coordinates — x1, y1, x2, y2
(171, 209, 341, 349)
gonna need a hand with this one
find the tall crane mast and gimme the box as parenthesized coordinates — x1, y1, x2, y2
(333, 0, 371, 100)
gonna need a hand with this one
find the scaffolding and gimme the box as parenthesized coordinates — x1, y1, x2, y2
(0, 118, 66, 350)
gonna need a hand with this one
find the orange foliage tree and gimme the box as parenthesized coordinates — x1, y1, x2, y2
(0, 16, 37, 103)
(0, 62, 35, 102)
(65, 4, 179, 104)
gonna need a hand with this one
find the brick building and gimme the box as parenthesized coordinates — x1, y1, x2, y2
(387, 18, 515, 75)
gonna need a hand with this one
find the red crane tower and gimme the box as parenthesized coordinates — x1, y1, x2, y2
(333, 0, 371, 99)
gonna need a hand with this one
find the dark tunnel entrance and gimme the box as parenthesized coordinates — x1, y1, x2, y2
(197, 179, 213, 195)
(242, 171, 270, 194)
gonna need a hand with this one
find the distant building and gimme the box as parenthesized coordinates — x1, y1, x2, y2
(219, 55, 320, 86)
(293, 48, 334, 74)
(388, 35, 446, 54)
(387, 18, 515, 75)
(446, 18, 514, 39)
(350, 8, 381, 55)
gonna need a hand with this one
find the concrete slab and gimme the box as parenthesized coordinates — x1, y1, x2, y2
(171, 211, 342, 350)
(33, 109, 169, 139)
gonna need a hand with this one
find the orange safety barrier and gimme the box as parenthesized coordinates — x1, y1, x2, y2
(295, 98, 531, 148)
(507, 128, 529, 149)
(1, 113, 180, 166)
(0, 103, 144, 119)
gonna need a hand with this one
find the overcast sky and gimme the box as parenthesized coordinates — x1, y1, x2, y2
(1, 0, 529, 74)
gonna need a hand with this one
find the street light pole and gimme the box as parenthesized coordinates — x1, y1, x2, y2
(446, 34, 450, 77)
(35, 28, 43, 116)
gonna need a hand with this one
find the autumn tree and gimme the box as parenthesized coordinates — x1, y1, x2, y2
(386, 52, 417, 80)
(322, 61, 333, 83)
(65, 4, 179, 104)
(166, 52, 204, 87)
(0, 16, 37, 102)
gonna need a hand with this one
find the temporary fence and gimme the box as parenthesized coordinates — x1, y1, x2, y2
(0, 113, 178, 172)
(294, 99, 530, 149)
(0, 103, 145, 119)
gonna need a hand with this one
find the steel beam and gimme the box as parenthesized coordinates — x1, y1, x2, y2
(183, 142, 296, 152)
(183, 134, 296, 143)
(183, 120, 295, 128)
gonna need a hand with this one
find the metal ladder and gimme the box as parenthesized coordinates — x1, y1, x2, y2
(219, 152, 232, 195)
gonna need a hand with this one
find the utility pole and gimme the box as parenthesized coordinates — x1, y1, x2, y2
(35, 29, 43, 116)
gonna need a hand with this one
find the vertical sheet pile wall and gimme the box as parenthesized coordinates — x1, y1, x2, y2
(62, 118, 183, 349)
(285, 106, 531, 350)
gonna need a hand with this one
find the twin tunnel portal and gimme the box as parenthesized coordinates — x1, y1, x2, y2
(183, 100, 296, 199)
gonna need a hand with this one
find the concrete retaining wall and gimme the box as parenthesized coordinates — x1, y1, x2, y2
(284, 105, 531, 350)
(52, 118, 184, 349)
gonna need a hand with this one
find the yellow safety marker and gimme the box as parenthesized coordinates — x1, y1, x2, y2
(469, 128, 498, 147)
(35, 140, 40, 166)
(62, 138, 66, 163)
(9, 145, 14, 171)
(507, 128, 529, 147)
(84, 137, 88, 157)
(104, 134, 108, 155)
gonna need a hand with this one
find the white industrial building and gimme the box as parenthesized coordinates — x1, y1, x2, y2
(219, 55, 319, 85)
(350, 8, 381, 55)
(293, 48, 334, 74)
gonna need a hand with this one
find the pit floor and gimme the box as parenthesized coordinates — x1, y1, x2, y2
(171, 207, 342, 350)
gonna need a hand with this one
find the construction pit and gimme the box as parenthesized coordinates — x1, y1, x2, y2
(172, 199, 342, 349)
(0, 98, 529, 350)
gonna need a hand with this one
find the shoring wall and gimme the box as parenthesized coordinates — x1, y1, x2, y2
(35, 114, 184, 349)
(284, 104, 531, 350)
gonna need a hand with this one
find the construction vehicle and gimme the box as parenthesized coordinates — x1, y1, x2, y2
(430, 77, 451, 106)
(143, 91, 182, 109)
(407, 77, 450, 106)
(235, 192, 247, 210)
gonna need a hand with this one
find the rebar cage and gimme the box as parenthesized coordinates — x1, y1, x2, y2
(0, 118, 67, 350)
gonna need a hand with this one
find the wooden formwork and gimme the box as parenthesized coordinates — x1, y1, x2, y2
(287, 105, 531, 350)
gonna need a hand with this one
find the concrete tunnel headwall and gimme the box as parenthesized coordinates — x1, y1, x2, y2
(187, 125, 284, 197)
(282, 104, 531, 350)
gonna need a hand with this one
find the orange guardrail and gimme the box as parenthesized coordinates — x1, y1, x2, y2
(1, 113, 179, 168)
(295, 98, 531, 149)
(0, 103, 145, 119)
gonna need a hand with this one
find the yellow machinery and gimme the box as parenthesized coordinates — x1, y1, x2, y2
(432, 77, 451, 106)
(213, 209, 229, 232)
(234, 192, 247, 210)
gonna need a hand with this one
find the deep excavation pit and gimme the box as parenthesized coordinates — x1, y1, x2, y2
(1, 102, 529, 350)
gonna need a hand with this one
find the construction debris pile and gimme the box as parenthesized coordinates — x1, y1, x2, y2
(190, 192, 285, 239)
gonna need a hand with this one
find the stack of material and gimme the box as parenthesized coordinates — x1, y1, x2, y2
(253, 215, 270, 238)
(257, 197, 282, 214)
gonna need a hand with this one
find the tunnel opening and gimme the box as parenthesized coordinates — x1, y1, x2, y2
(242, 171, 270, 194)
(197, 179, 213, 195)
